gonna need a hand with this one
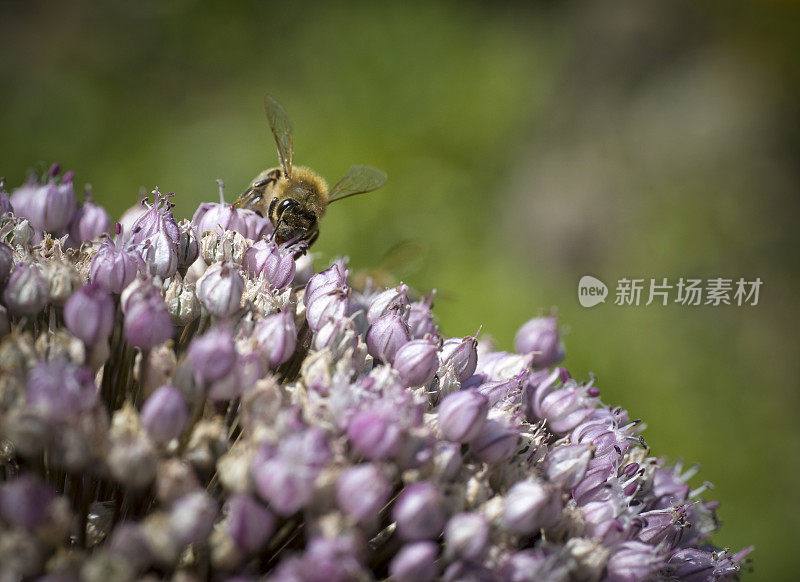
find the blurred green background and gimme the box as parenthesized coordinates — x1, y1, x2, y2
(2, 0, 798, 579)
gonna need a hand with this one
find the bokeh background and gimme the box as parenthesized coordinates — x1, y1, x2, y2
(2, 0, 799, 579)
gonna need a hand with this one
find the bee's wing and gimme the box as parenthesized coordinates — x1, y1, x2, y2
(327, 165, 387, 203)
(264, 95, 294, 179)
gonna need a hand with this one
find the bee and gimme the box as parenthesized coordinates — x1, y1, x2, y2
(234, 96, 387, 248)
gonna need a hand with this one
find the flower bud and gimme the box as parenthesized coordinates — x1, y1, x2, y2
(440, 335, 478, 382)
(43, 259, 82, 305)
(196, 262, 244, 318)
(123, 284, 174, 349)
(514, 316, 565, 368)
(469, 418, 519, 464)
(176, 219, 199, 268)
(169, 490, 217, 547)
(0, 243, 14, 287)
(155, 458, 200, 504)
(502, 480, 562, 535)
(407, 293, 436, 339)
(187, 327, 236, 383)
(126, 189, 179, 247)
(393, 338, 439, 387)
(543, 443, 592, 489)
(335, 463, 392, 523)
(438, 390, 489, 443)
(0, 474, 55, 530)
(313, 317, 359, 355)
(393, 481, 446, 541)
(255, 308, 297, 368)
(64, 283, 115, 346)
(3, 263, 49, 315)
(444, 512, 489, 561)
(604, 541, 665, 582)
(13, 175, 77, 233)
(141, 385, 189, 445)
(366, 310, 410, 364)
(107, 404, 158, 489)
(367, 283, 408, 324)
(70, 196, 111, 242)
(389, 542, 438, 582)
(347, 411, 402, 460)
(201, 229, 248, 266)
(0, 214, 34, 249)
(240, 208, 272, 241)
(90, 234, 141, 294)
(0, 188, 13, 215)
(305, 287, 350, 331)
(253, 457, 315, 516)
(304, 260, 348, 305)
(143, 229, 178, 279)
(192, 190, 250, 237)
(243, 239, 296, 291)
(226, 494, 276, 553)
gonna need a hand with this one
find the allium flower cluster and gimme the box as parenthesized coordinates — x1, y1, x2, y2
(0, 168, 751, 580)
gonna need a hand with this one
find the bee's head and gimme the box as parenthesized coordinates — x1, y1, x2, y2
(272, 198, 318, 245)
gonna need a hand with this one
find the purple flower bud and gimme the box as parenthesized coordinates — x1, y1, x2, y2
(650, 468, 691, 509)
(63, 283, 115, 345)
(444, 513, 489, 561)
(196, 262, 244, 318)
(305, 287, 350, 331)
(514, 316, 565, 368)
(0, 187, 13, 215)
(141, 385, 189, 445)
(0, 243, 14, 287)
(367, 283, 408, 324)
(127, 189, 179, 247)
(389, 542, 438, 582)
(305, 260, 348, 305)
(143, 229, 178, 279)
(437, 390, 489, 443)
(366, 311, 410, 363)
(226, 494, 276, 553)
(407, 293, 436, 339)
(240, 208, 273, 241)
(604, 541, 665, 582)
(534, 386, 594, 435)
(543, 443, 592, 489)
(502, 480, 562, 535)
(176, 219, 199, 268)
(243, 239, 296, 291)
(393, 338, 438, 387)
(347, 411, 402, 460)
(469, 417, 519, 464)
(440, 335, 478, 382)
(187, 327, 236, 383)
(256, 309, 297, 368)
(169, 490, 218, 547)
(666, 547, 751, 582)
(89, 234, 141, 294)
(0, 474, 55, 530)
(393, 482, 446, 541)
(253, 457, 316, 516)
(3, 263, 49, 315)
(192, 196, 249, 238)
(123, 286, 174, 349)
(26, 361, 97, 420)
(13, 176, 77, 233)
(69, 196, 111, 242)
(336, 463, 392, 523)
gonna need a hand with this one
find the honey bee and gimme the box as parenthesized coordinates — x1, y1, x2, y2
(234, 96, 387, 248)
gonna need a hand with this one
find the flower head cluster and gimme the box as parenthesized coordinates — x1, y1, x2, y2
(0, 169, 751, 580)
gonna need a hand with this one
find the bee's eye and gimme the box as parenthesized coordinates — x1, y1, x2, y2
(277, 199, 296, 216)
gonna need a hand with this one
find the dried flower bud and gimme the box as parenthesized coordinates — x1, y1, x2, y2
(3, 263, 49, 315)
(107, 404, 158, 489)
(366, 310, 410, 364)
(64, 283, 115, 345)
(514, 316, 565, 368)
(389, 541, 438, 582)
(70, 196, 111, 243)
(440, 335, 478, 382)
(255, 308, 297, 368)
(142, 229, 178, 279)
(347, 411, 402, 460)
(187, 327, 236, 383)
(502, 479, 562, 535)
(43, 260, 82, 305)
(438, 390, 489, 443)
(393, 338, 439, 387)
(243, 239, 296, 291)
(201, 229, 248, 266)
(225, 494, 276, 554)
(176, 219, 199, 268)
(367, 283, 409, 324)
(313, 317, 359, 356)
(469, 417, 519, 464)
(444, 513, 489, 561)
(196, 262, 244, 318)
(164, 275, 200, 325)
(0, 243, 12, 288)
(156, 459, 200, 504)
(393, 481, 447, 541)
(141, 385, 189, 445)
(336, 463, 392, 524)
